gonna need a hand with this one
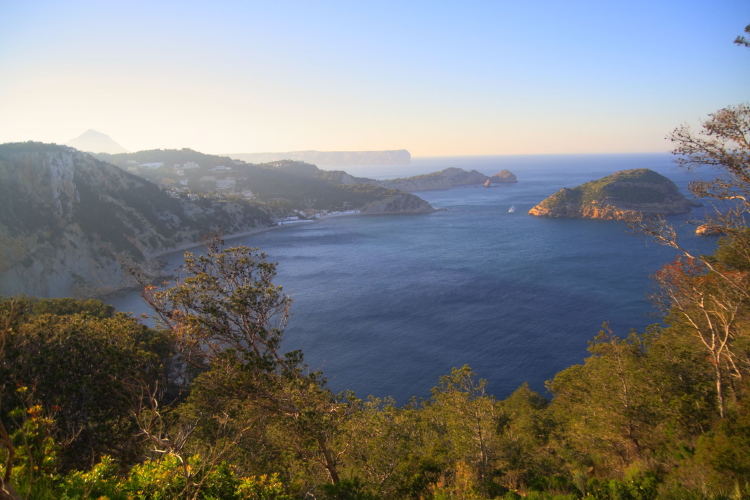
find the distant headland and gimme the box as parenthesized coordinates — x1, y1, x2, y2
(228, 150, 412, 166)
(325, 167, 517, 191)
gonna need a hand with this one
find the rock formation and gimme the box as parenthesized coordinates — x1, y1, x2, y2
(0, 143, 272, 298)
(696, 224, 724, 236)
(529, 168, 699, 220)
(490, 169, 518, 183)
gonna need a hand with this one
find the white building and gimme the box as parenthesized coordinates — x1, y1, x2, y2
(216, 179, 236, 190)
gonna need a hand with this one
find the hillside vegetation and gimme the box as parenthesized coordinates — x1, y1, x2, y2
(320, 166, 517, 191)
(97, 150, 433, 212)
(1, 105, 750, 499)
(529, 168, 699, 219)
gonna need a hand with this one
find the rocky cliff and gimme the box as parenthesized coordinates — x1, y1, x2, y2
(0, 144, 440, 297)
(0, 143, 273, 298)
(490, 169, 518, 183)
(529, 168, 699, 219)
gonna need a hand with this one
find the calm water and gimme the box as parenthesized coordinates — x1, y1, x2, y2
(107, 154, 718, 403)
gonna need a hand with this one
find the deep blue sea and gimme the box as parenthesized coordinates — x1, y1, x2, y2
(106, 153, 719, 404)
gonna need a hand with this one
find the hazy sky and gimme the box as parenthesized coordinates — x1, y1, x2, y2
(1, 1, 749, 156)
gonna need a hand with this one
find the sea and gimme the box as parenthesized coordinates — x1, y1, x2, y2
(106, 153, 720, 404)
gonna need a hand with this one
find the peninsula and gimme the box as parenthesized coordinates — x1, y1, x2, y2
(529, 168, 699, 220)
(323, 167, 518, 191)
(228, 150, 411, 166)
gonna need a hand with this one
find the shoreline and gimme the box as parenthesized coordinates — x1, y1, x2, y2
(146, 223, 290, 260)
(148, 210, 374, 260)
(148, 212, 367, 259)
(100, 210, 410, 301)
(100, 224, 296, 301)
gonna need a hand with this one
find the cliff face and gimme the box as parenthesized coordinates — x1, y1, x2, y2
(529, 168, 699, 219)
(0, 144, 438, 297)
(0, 143, 273, 298)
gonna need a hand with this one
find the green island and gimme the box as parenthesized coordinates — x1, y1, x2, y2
(529, 168, 699, 220)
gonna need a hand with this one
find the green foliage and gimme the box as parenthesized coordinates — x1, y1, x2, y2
(5, 106, 750, 500)
(141, 240, 348, 490)
(689, 408, 750, 490)
(537, 169, 679, 210)
(317, 478, 380, 500)
(58, 454, 293, 499)
(6, 402, 61, 499)
(584, 471, 659, 500)
(0, 297, 173, 471)
(547, 327, 664, 478)
(29, 297, 116, 318)
(97, 148, 421, 212)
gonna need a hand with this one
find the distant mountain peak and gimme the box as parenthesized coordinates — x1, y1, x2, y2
(67, 129, 129, 154)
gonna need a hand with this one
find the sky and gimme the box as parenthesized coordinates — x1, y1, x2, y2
(1, 1, 749, 157)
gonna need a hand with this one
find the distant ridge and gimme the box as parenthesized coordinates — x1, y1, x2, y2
(67, 129, 129, 154)
(228, 149, 411, 166)
(322, 167, 517, 191)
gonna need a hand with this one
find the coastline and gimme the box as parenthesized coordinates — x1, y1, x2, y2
(102, 211, 377, 300)
(148, 211, 368, 259)
(146, 223, 288, 260)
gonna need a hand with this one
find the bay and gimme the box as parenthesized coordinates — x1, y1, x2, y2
(107, 153, 718, 403)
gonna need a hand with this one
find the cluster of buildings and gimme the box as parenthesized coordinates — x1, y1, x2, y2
(276, 209, 360, 225)
(129, 161, 253, 200)
(123, 159, 360, 222)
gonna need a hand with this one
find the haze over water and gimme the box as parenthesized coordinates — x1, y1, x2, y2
(106, 153, 718, 403)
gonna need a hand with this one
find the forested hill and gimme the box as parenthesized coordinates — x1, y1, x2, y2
(321, 166, 518, 191)
(529, 168, 699, 219)
(96, 149, 434, 213)
(96, 147, 236, 169)
(0, 142, 272, 297)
